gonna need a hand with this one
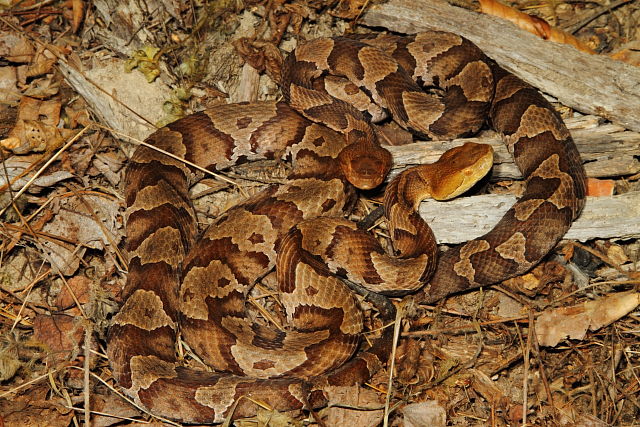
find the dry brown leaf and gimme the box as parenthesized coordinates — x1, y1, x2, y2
(32, 313, 83, 365)
(0, 386, 74, 427)
(38, 195, 120, 274)
(0, 154, 75, 212)
(71, 0, 85, 33)
(536, 291, 640, 347)
(0, 31, 35, 63)
(478, 0, 595, 54)
(606, 244, 628, 265)
(586, 177, 615, 196)
(330, 0, 369, 19)
(91, 393, 143, 427)
(20, 47, 57, 80)
(400, 401, 447, 427)
(610, 47, 640, 66)
(321, 385, 384, 426)
(395, 339, 422, 384)
(41, 193, 122, 276)
(0, 66, 20, 104)
(471, 369, 519, 415)
(55, 275, 92, 311)
(2, 119, 66, 154)
(1, 97, 67, 154)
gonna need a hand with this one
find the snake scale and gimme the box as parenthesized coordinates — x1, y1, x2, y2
(107, 31, 586, 423)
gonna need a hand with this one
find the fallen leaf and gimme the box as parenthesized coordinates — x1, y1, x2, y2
(479, 0, 595, 54)
(0, 386, 73, 427)
(606, 243, 628, 265)
(41, 193, 122, 276)
(471, 369, 514, 413)
(536, 291, 640, 347)
(330, 0, 369, 19)
(400, 401, 447, 427)
(609, 41, 640, 66)
(0, 31, 35, 63)
(71, 0, 85, 34)
(1, 97, 67, 154)
(55, 275, 92, 311)
(20, 47, 57, 79)
(33, 314, 83, 365)
(321, 385, 384, 426)
(586, 177, 615, 196)
(91, 393, 143, 427)
(0, 154, 75, 212)
(0, 66, 20, 104)
(395, 339, 422, 384)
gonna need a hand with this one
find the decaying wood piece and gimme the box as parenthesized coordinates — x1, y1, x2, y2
(361, 0, 640, 132)
(421, 192, 640, 244)
(386, 115, 640, 180)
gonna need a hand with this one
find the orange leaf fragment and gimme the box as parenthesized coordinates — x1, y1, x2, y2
(478, 0, 595, 54)
(586, 177, 615, 197)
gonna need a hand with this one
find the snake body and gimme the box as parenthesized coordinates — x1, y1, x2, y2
(107, 31, 586, 423)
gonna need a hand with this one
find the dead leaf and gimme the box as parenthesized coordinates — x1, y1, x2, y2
(33, 314, 83, 365)
(536, 291, 640, 347)
(0, 31, 35, 63)
(0, 154, 75, 212)
(0, 386, 73, 427)
(330, 0, 369, 19)
(41, 193, 122, 276)
(400, 401, 447, 427)
(2, 119, 66, 154)
(55, 275, 92, 311)
(91, 393, 143, 427)
(70, 0, 85, 34)
(1, 97, 67, 154)
(586, 177, 615, 196)
(234, 38, 284, 83)
(478, 0, 595, 54)
(395, 339, 421, 384)
(0, 334, 23, 382)
(606, 244, 628, 265)
(321, 385, 384, 426)
(610, 49, 640, 66)
(471, 369, 515, 413)
(23, 75, 61, 99)
(20, 47, 57, 80)
(0, 66, 20, 104)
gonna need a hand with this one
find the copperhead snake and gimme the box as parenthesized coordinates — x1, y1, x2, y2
(107, 31, 586, 423)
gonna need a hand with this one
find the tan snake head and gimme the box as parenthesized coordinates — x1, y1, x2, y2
(429, 142, 494, 200)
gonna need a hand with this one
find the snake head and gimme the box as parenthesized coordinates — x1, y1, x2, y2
(338, 142, 392, 190)
(431, 142, 494, 200)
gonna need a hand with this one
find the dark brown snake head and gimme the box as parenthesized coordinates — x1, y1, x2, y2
(337, 141, 393, 190)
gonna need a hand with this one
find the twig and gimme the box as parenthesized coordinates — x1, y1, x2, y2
(564, 0, 634, 34)
(383, 302, 404, 427)
(0, 126, 89, 218)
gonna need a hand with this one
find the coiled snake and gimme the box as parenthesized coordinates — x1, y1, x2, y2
(107, 31, 586, 423)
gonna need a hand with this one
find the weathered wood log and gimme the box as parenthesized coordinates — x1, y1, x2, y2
(420, 192, 640, 244)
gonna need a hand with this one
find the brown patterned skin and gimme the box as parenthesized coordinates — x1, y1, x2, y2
(283, 32, 585, 303)
(108, 30, 586, 423)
